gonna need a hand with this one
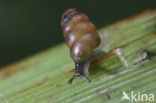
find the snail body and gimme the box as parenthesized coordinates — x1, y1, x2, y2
(61, 8, 102, 83)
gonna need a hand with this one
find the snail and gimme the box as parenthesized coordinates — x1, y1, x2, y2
(61, 8, 104, 84)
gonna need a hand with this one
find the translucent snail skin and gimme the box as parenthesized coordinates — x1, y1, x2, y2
(61, 8, 103, 84)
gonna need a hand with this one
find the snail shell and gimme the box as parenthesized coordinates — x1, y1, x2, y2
(61, 8, 101, 83)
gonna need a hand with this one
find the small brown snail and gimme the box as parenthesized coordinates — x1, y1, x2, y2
(61, 8, 104, 84)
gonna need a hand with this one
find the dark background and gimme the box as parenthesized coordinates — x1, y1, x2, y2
(0, 0, 156, 68)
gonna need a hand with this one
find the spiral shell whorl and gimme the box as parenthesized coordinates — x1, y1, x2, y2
(61, 9, 100, 62)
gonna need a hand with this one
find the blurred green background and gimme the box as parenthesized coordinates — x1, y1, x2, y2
(0, 0, 156, 68)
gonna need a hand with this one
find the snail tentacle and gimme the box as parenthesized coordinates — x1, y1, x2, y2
(68, 62, 91, 84)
